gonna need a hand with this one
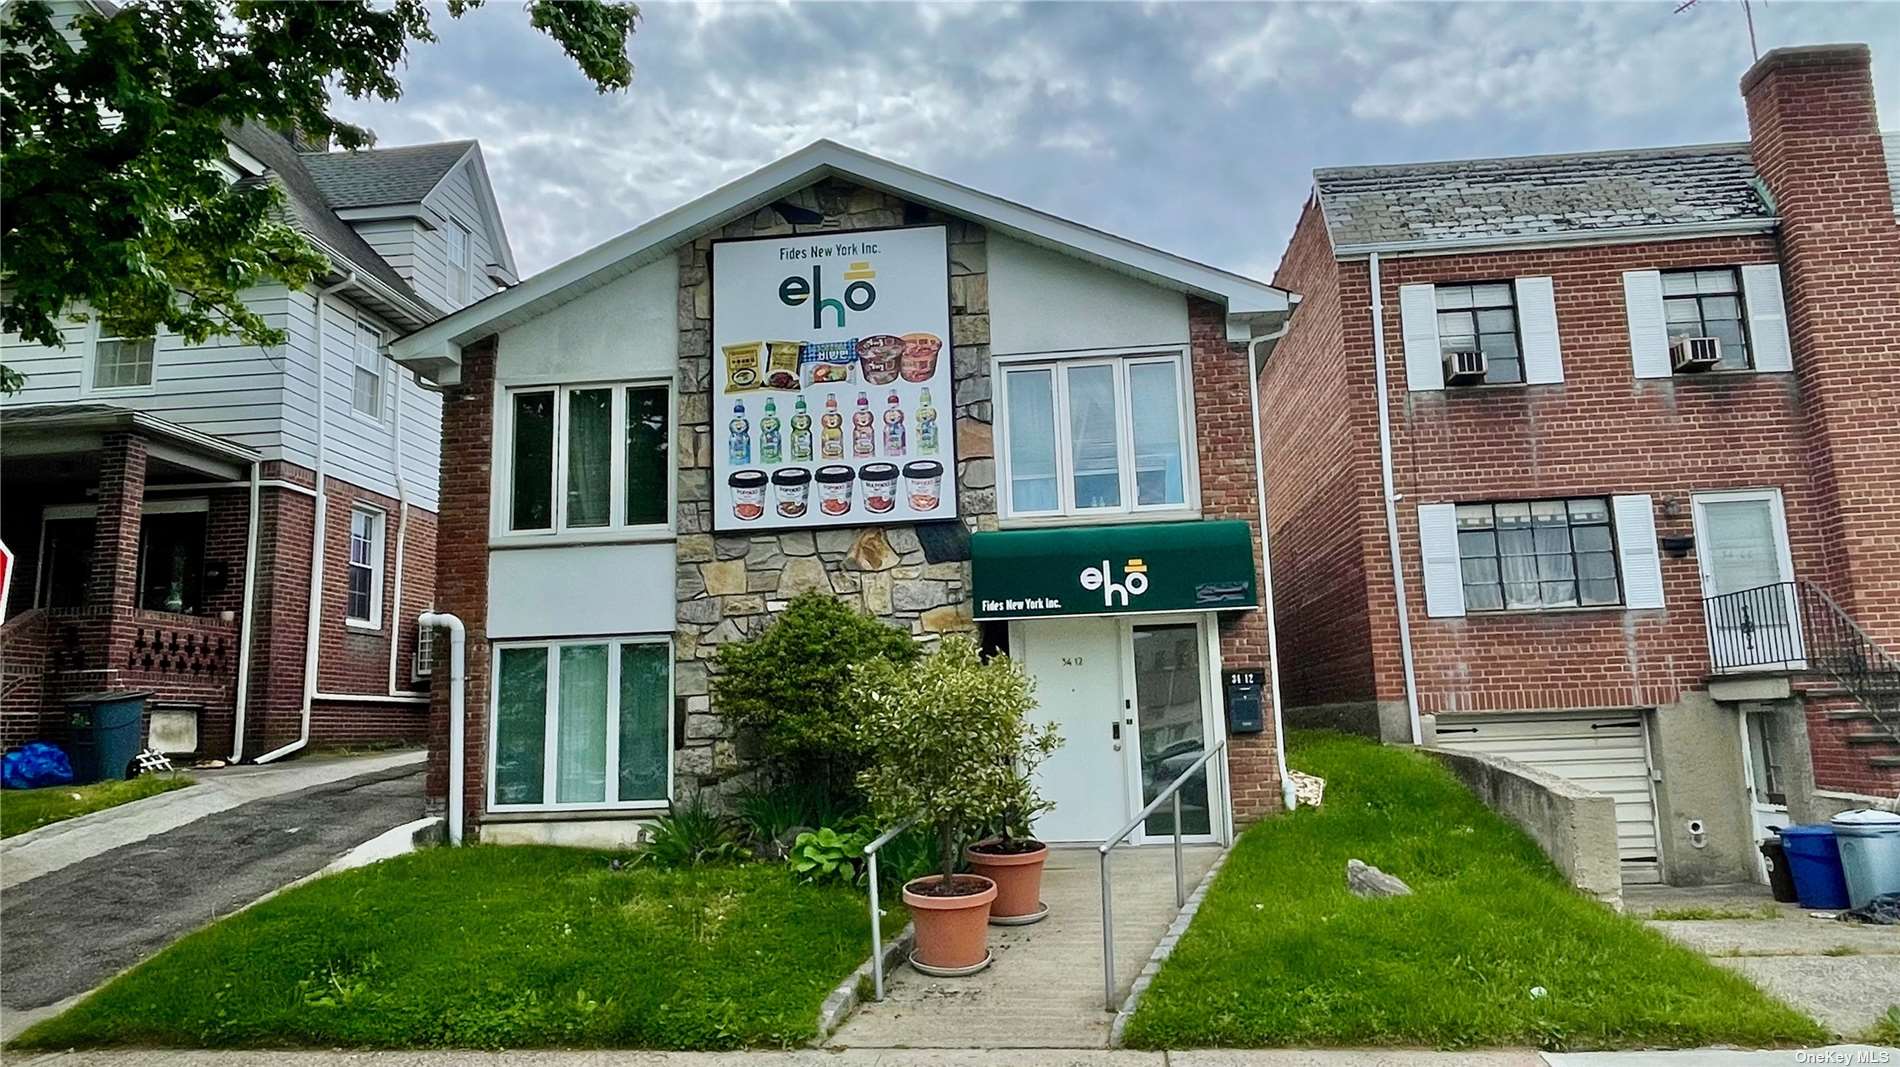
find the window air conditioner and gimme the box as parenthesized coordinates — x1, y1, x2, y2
(412, 621, 435, 681)
(1671, 335, 1721, 372)
(1443, 348, 1486, 386)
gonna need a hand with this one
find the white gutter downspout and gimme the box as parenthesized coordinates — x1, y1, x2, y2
(417, 612, 466, 844)
(228, 459, 261, 762)
(258, 273, 355, 763)
(1367, 253, 1424, 745)
(384, 356, 424, 699)
(1247, 324, 1300, 813)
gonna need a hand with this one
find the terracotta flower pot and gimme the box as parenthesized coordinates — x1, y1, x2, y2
(902, 874, 996, 973)
(965, 840, 1049, 921)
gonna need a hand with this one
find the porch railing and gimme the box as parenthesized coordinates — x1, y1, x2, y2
(863, 813, 920, 1003)
(1096, 736, 1227, 1012)
(1703, 580, 1900, 744)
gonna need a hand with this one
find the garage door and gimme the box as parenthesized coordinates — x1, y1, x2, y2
(1434, 713, 1663, 884)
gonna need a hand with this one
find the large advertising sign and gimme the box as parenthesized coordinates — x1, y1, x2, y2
(711, 225, 957, 532)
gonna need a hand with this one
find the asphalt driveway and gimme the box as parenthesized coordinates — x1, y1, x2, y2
(0, 760, 423, 1017)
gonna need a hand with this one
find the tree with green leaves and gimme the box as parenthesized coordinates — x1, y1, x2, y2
(0, 0, 638, 394)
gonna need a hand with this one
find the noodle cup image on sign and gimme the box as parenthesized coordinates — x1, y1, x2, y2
(710, 225, 958, 531)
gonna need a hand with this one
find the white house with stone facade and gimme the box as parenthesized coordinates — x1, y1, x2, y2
(392, 141, 1301, 847)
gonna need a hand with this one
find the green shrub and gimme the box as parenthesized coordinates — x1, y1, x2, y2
(733, 778, 860, 855)
(788, 826, 868, 885)
(712, 591, 919, 803)
(853, 635, 1058, 889)
(635, 796, 748, 869)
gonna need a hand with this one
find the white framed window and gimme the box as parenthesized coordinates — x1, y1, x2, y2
(995, 351, 1194, 520)
(503, 381, 672, 537)
(351, 321, 385, 419)
(346, 507, 384, 627)
(445, 219, 471, 305)
(489, 636, 674, 812)
(89, 334, 156, 392)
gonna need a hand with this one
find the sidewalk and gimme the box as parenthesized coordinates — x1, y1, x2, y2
(8, 1046, 1895, 1065)
(0, 749, 424, 889)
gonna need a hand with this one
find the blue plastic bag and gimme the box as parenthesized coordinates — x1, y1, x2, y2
(2, 743, 76, 789)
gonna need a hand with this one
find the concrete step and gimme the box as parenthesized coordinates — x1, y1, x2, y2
(1874, 755, 1900, 768)
(1845, 732, 1900, 747)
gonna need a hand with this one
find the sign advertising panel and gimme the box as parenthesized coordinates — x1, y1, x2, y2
(710, 225, 957, 532)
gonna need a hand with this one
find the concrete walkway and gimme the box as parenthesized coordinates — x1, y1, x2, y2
(0, 754, 425, 1040)
(10, 1046, 1898, 1065)
(1626, 882, 1900, 1037)
(0, 749, 425, 889)
(833, 844, 1222, 1050)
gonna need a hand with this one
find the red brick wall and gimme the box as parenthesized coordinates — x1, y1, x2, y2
(426, 338, 496, 824)
(1188, 297, 1283, 821)
(1744, 45, 1900, 649)
(1801, 690, 1900, 796)
(1261, 197, 1379, 710)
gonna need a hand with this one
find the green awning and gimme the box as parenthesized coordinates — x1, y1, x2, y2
(970, 519, 1258, 621)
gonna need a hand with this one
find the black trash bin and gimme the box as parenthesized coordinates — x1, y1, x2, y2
(1760, 836, 1799, 903)
(65, 691, 153, 783)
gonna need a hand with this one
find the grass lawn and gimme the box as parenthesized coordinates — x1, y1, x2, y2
(12, 846, 890, 1050)
(0, 774, 194, 838)
(1122, 732, 1827, 1052)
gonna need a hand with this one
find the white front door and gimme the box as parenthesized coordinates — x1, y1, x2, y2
(1014, 617, 1129, 843)
(1741, 708, 1792, 881)
(1692, 490, 1801, 671)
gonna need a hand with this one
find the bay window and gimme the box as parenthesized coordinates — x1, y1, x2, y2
(491, 637, 673, 810)
(998, 353, 1192, 519)
(505, 382, 671, 535)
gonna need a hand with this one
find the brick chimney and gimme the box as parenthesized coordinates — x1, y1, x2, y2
(1742, 44, 1900, 643)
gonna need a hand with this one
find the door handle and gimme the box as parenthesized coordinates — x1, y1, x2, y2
(1111, 721, 1122, 751)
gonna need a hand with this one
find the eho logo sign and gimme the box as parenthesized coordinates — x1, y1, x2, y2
(1080, 558, 1149, 608)
(778, 261, 877, 329)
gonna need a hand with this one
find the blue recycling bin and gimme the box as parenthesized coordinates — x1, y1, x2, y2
(1831, 809, 1900, 910)
(1778, 824, 1851, 910)
(64, 691, 151, 783)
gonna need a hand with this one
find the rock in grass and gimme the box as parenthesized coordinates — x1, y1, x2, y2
(1346, 859, 1412, 898)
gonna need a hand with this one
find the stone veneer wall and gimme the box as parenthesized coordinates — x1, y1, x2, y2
(669, 179, 997, 800)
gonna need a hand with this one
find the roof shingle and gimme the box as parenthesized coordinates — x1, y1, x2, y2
(301, 140, 475, 210)
(1314, 142, 1773, 252)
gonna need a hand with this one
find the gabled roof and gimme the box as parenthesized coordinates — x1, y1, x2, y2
(391, 140, 1294, 380)
(302, 140, 477, 209)
(224, 122, 442, 329)
(1314, 142, 1776, 255)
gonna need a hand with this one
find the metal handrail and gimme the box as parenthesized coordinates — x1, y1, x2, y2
(863, 813, 920, 1002)
(1095, 736, 1227, 1012)
(1702, 579, 1900, 746)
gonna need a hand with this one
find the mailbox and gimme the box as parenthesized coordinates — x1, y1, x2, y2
(1224, 668, 1265, 735)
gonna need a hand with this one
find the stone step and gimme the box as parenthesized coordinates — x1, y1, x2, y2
(1845, 731, 1900, 747)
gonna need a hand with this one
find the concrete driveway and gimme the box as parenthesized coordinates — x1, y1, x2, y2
(0, 753, 424, 1036)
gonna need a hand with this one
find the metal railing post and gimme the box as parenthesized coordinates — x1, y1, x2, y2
(1099, 846, 1116, 1011)
(869, 850, 884, 1001)
(1173, 790, 1186, 908)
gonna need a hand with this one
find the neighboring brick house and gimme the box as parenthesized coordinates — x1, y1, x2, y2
(390, 141, 1299, 847)
(1, 116, 517, 767)
(1260, 43, 1900, 888)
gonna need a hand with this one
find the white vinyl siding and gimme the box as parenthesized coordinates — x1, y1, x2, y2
(1418, 502, 1466, 618)
(1612, 494, 1665, 609)
(1623, 270, 1672, 379)
(1740, 264, 1794, 373)
(422, 160, 500, 308)
(1398, 283, 1443, 391)
(1433, 713, 1663, 884)
(1514, 276, 1565, 385)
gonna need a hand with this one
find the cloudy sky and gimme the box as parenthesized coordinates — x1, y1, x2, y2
(333, 1, 1900, 283)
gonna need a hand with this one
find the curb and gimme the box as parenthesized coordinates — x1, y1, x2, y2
(1109, 844, 1230, 1048)
(318, 816, 445, 876)
(815, 919, 916, 1044)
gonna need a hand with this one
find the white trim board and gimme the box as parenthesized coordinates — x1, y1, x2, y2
(390, 140, 1293, 378)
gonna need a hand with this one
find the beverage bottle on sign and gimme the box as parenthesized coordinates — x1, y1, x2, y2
(852, 391, 875, 458)
(790, 397, 813, 461)
(820, 394, 844, 459)
(728, 401, 750, 465)
(917, 388, 938, 455)
(760, 398, 782, 464)
(883, 391, 906, 456)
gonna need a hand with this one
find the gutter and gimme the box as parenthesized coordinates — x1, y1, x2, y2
(1333, 217, 1779, 260)
(228, 460, 261, 762)
(1367, 253, 1423, 745)
(1246, 315, 1300, 813)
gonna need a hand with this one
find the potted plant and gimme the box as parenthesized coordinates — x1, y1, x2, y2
(966, 736, 1060, 925)
(854, 635, 1047, 975)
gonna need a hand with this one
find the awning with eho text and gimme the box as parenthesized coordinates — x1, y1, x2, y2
(969, 519, 1258, 621)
